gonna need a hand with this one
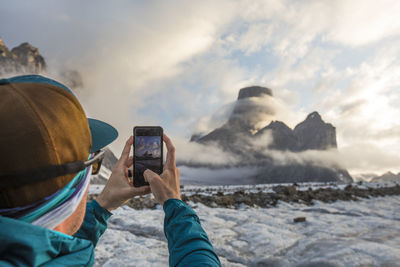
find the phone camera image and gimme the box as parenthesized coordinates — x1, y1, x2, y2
(133, 127, 163, 187)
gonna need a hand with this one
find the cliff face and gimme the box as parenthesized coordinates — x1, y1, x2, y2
(190, 86, 352, 184)
(257, 121, 298, 151)
(0, 37, 83, 89)
(294, 111, 337, 150)
(198, 86, 275, 154)
(197, 87, 337, 152)
(0, 38, 46, 74)
(371, 172, 400, 183)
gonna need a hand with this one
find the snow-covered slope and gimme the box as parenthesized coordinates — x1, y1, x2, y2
(94, 195, 400, 266)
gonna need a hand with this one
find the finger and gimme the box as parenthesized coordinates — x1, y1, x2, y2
(127, 156, 134, 168)
(121, 186, 151, 199)
(163, 134, 176, 169)
(117, 136, 133, 167)
(144, 169, 163, 185)
(125, 168, 133, 183)
(144, 169, 165, 197)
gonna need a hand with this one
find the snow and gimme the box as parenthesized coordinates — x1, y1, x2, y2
(94, 195, 400, 267)
(89, 184, 105, 195)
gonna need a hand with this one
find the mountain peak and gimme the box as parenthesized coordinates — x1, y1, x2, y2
(306, 111, 322, 121)
(266, 120, 289, 129)
(237, 86, 272, 100)
(11, 42, 41, 56)
(0, 39, 46, 75)
(294, 112, 337, 150)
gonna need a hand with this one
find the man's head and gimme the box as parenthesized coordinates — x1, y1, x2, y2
(0, 75, 118, 232)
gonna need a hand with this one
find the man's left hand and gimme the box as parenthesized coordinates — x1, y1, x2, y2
(96, 136, 151, 211)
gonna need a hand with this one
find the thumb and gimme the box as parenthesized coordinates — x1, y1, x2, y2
(144, 169, 162, 184)
(121, 185, 151, 199)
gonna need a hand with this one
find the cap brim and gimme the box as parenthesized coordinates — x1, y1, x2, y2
(88, 118, 119, 153)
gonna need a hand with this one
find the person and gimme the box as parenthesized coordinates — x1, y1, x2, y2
(0, 75, 221, 266)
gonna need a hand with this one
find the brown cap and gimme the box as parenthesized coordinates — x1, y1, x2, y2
(0, 78, 92, 208)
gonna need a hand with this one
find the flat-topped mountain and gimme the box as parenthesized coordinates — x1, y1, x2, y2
(196, 87, 337, 152)
(188, 86, 352, 184)
(237, 86, 272, 99)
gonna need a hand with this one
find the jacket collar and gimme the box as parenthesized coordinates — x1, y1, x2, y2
(0, 215, 94, 266)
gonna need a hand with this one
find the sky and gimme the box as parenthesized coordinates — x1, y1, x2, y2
(1, 0, 400, 176)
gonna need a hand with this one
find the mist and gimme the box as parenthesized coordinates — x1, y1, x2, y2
(1, 0, 400, 177)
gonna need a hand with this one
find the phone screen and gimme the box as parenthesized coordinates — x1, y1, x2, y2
(133, 127, 163, 187)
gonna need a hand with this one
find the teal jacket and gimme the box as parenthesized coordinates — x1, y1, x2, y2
(0, 199, 220, 266)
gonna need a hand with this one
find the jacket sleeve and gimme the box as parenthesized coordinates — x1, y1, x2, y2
(163, 199, 221, 267)
(73, 200, 112, 247)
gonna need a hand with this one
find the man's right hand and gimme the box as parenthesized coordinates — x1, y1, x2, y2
(143, 134, 181, 205)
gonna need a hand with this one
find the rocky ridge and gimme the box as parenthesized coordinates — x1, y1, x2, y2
(90, 148, 118, 184)
(0, 38, 46, 74)
(187, 86, 352, 184)
(88, 183, 400, 210)
(196, 88, 338, 152)
(371, 172, 400, 183)
(0, 37, 83, 89)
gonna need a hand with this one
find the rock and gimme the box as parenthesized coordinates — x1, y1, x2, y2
(90, 148, 118, 185)
(293, 217, 306, 223)
(293, 111, 337, 150)
(102, 148, 118, 170)
(186, 86, 353, 184)
(0, 37, 84, 90)
(257, 121, 298, 151)
(273, 185, 297, 196)
(287, 185, 297, 196)
(0, 38, 46, 75)
(237, 86, 272, 99)
(11, 42, 46, 73)
(59, 69, 84, 89)
(189, 133, 203, 142)
(89, 184, 400, 210)
(371, 171, 400, 183)
(196, 86, 274, 154)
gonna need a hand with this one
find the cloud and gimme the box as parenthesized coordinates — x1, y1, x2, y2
(174, 137, 239, 166)
(325, 0, 400, 46)
(1, 0, 400, 177)
(179, 165, 260, 185)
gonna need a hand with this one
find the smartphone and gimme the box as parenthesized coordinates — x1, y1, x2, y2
(133, 126, 163, 187)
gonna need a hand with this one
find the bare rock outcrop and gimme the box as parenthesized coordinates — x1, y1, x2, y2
(0, 38, 46, 74)
(189, 86, 352, 184)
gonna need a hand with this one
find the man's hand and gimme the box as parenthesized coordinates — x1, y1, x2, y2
(144, 134, 181, 205)
(96, 136, 151, 211)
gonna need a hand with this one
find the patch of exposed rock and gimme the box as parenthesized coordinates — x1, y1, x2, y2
(0, 36, 83, 89)
(89, 183, 400, 210)
(0, 38, 46, 74)
(371, 171, 400, 183)
(185, 86, 352, 184)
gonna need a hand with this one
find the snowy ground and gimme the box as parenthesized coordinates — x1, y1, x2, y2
(94, 194, 400, 267)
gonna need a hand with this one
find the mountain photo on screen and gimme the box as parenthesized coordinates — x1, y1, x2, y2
(135, 136, 162, 175)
